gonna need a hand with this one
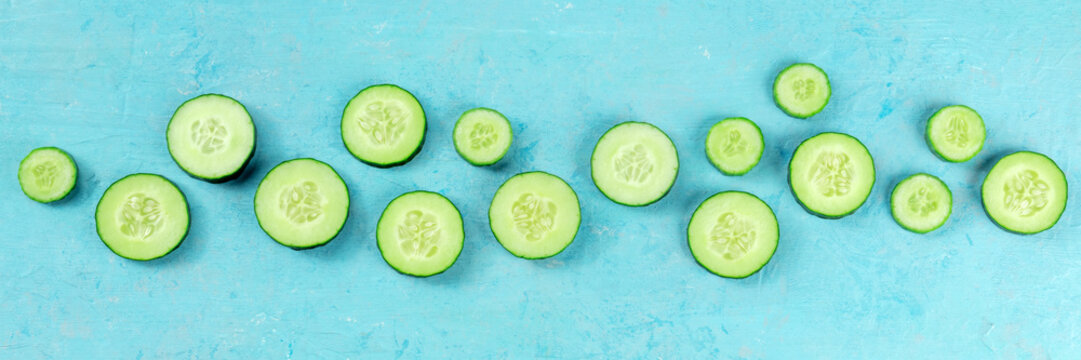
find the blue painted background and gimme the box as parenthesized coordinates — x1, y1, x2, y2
(2, 1, 1079, 358)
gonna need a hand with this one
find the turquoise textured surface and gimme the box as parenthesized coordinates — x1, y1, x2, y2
(2, 1, 1079, 358)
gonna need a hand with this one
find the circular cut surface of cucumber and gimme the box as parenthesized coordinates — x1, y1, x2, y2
(167, 94, 256, 182)
(591, 122, 679, 206)
(773, 63, 831, 118)
(788, 132, 876, 218)
(890, 173, 952, 233)
(254, 158, 349, 249)
(341, 84, 426, 167)
(705, 117, 763, 176)
(377, 191, 464, 277)
(688, 191, 778, 278)
(453, 108, 513, 166)
(18, 146, 78, 203)
(981, 151, 1067, 234)
(489, 171, 581, 259)
(96, 174, 189, 261)
(925, 105, 985, 162)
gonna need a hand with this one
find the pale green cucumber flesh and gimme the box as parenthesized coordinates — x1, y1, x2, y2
(489, 171, 581, 259)
(166, 94, 256, 183)
(590, 121, 679, 207)
(341, 84, 426, 168)
(18, 146, 77, 203)
(788, 132, 875, 218)
(773, 63, 831, 118)
(95, 174, 189, 261)
(688, 191, 779, 278)
(377, 191, 464, 277)
(890, 173, 952, 233)
(981, 151, 1067, 234)
(254, 158, 350, 249)
(453, 107, 513, 166)
(706, 117, 764, 176)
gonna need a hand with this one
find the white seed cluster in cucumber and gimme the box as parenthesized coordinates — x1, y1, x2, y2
(890, 173, 952, 233)
(773, 63, 831, 118)
(925, 105, 985, 162)
(95, 174, 189, 261)
(591, 122, 679, 206)
(981, 151, 1067, 234)
(341, 84, 426, 167)
(166, 94, 256, 182)
(453, 107, 513, 166)
(18, 147, 77, 203)
(377, 191, 464, 276)
(255, 158, 350, 249)
(489, 172, 581, 259)
(788, 132, 876, 218)
(688, 191, 778, 278)
(706, 117, 763, 176)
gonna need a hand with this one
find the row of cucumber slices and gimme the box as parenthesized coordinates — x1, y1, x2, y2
(18, 65, 1068, 279)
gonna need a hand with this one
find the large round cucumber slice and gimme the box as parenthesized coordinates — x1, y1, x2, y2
(166, 94, 256, 183)
(452, 107, 513, 166)
(489, 171, 581, 259)
(95, 174, 189, 261)
(788, 132, 876, 218)
(254, 158, 349, 249)
(377, 191, 464, 277)
(773, 63, 831, 119)
(705, 117, 764, 176)
(341, 84, 426, 168)
(981, 151, 1067, 234)
(925, 105, 985, 162)
(890, 173, 952, 234)
(590, 122, 679, 206)
(18, 146, 77, 203)
(687, 191, 778, 278)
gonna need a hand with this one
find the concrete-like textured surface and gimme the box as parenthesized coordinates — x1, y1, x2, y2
(1, 1, 1079, 358)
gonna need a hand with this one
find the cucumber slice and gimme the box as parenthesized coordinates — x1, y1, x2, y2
(788, 132, 876, 218)
(254, 158, 349, 249)
(95, 174, 189, 261)
(773, 63, 831, 118)
(452, 107, 513, 166)
(890, 173, 952, 233)
(590, 122, 679, 206)
(705, 117, 764, 176)
(981, 151, 1067, 234)
(489, 172, 581, 259)
(166, 94, 256, 183)
(377, 191, 464, 277)
(341, 84, 426, 168)
(687, 191, 778, 279)
(18, 146, 77, 203)
(925, 105, 985, 162)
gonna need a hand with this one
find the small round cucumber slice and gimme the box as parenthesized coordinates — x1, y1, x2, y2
(590, 122, 679, 206)
(489, 171, 581, 259)
(18, 146, 77, 203)
(981, 151, 1067, 234)
(377, 191, 464, 277)
(890, 173, 952, 233)
(254, 158, 349, 249)
(705, 117, 764, 176)
(773, 63, 831, 118)
(166, 94, 256, 183)
(688, 191, 778, 279)
(925, 105, 985, 162)
(95, 174, 189, 261)
(788, 132, 876, 218)
(453, 108, 513, 166)
(341, 84, 426, 168)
